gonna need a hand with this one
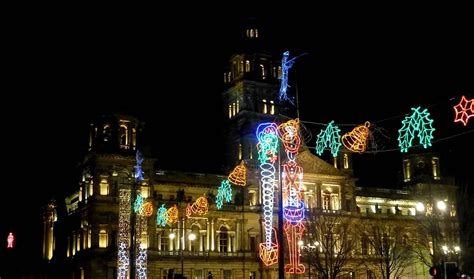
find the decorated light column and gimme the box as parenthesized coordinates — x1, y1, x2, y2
(278, 119, 305, 274)
(256, 123, 280, 266)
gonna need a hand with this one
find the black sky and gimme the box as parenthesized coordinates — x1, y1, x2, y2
(1, 9, 473, 269)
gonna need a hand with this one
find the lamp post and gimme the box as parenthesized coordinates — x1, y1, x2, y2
(298, 241, 319, 279)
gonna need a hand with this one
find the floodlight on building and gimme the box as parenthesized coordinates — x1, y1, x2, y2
(169, 232, 176, 240)
(416, 202, 425, 212)
(437, 201, 447, 211)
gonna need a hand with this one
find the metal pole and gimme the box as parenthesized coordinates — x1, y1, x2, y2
(278, 148, 285, 279)
(130, 177, 136, 279)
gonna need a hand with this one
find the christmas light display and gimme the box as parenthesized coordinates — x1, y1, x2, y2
(278, 119, 305, 274)
(278, 51, 306, 103)
(167, 205, 179, 224)
(134, 193, 144, 214)
(134, 214, 148, 279)
(189, 196, 209, 216)
(256, 122, 280, 266)
(454, 95, 474, 126)
(141, 201, 154, 217)
(228, 161, 247, 186)
(7, 232, 14, 248)
(258, 228, 279, 266)
(216, 179, 233, 209)
(398, 107, 435, 152)
(156, 204, 168, 227)
(315, 121, 342, 157)
(136, 245, 148, 279)
(118, 189, 131, 279)
(117, 242, 129, 278)
(342, 121, 371, 153)
(135, 150, 145, 182)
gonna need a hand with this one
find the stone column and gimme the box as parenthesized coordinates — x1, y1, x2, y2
(211, 219, 215, 251)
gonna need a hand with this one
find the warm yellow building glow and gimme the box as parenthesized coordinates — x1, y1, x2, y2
(99, 229, 108, 248)
(270, 100, 274, 115)
(99, 179, 109, 196)
(245, 60, 250, 72)
(343, 154, 349, 169)
(238, 144, 242, 160)
(228, 105, 232, 119)
(236, 100, 240, 113)
(262, 99, 267, 114)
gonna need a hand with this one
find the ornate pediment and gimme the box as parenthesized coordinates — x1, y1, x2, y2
(296, 148, 344, 176)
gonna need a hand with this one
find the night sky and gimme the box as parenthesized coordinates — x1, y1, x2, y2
(1, 9, 473, 272)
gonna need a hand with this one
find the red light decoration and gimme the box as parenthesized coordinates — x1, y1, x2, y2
(454, 95, 474, 126)
(228, 161, 247, 186)
(341, 121, 371, 153)
(284, 222, 305, 274)
(7, 232, 14, 248)
(278, 119, 305, 275)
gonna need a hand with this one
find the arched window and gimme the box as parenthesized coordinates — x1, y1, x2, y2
(255, 29, 258, 38)
(245, 60, 250, 72)
(270, 100, 275, 115)
(190, 225, 200, 252)
(103, 124, 111, 142)
(219, 227, 228, 252)
(259, 64, 265, 79)
(119, 124, 129, 149)
(262, 99, 267, 114)
(250, 29, 254, 38)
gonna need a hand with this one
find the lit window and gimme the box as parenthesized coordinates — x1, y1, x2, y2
(239, 61, 243, 73)
(255, 29, 258, 38)
(270, 100, 274, 115)
(228, 105, 232, 119)
(238, 144, 242, 160)
(88, 229, 91, 248)
(259, 64, 265, 80)
(79, 187, 83, 202)
(227, 72, 231, 82)
(343, 154, 349, 169)
(77, 233, 81, 252)
(103, 124, 111, 142)
(219, 227, 228, 252)
(72, 232, 76, 255)
(141, 186, 149, 198)
(232, 103, 236, 116)
(277, 66, 282, 78)
(250, 29, 254, 38)
(236, 100, 240, 113)
(262, 99, 267, 114)
(432, 157, 440, 179)
(99, 228, 108, 248)
(403, 160, 411, 182)
(132, 128, 137, 150)
(249, 191, 257, 206)
(246, 29, 249, 37)
(119, 124, 129, 149)
(89, 180, 93, 196)
(99, 179, 109, 196)
(160, 233, 169, 251)
(245, 60, 250, 72)
(272, 66, 277, 78)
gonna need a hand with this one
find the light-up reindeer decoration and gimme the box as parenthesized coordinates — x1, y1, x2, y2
(278, 119, 305, 274)
(256, 123, 280, 266)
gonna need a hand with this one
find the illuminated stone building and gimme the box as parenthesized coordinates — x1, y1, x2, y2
(42, 22, 460, 279)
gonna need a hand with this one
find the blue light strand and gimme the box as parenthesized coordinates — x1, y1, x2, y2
(135, 150, 145, 182)
(278, 51, 306, 104)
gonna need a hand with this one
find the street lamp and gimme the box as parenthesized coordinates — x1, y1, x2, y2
(298, 241, 319, 279)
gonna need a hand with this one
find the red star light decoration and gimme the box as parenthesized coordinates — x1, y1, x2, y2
(454, 95, 474, 126)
